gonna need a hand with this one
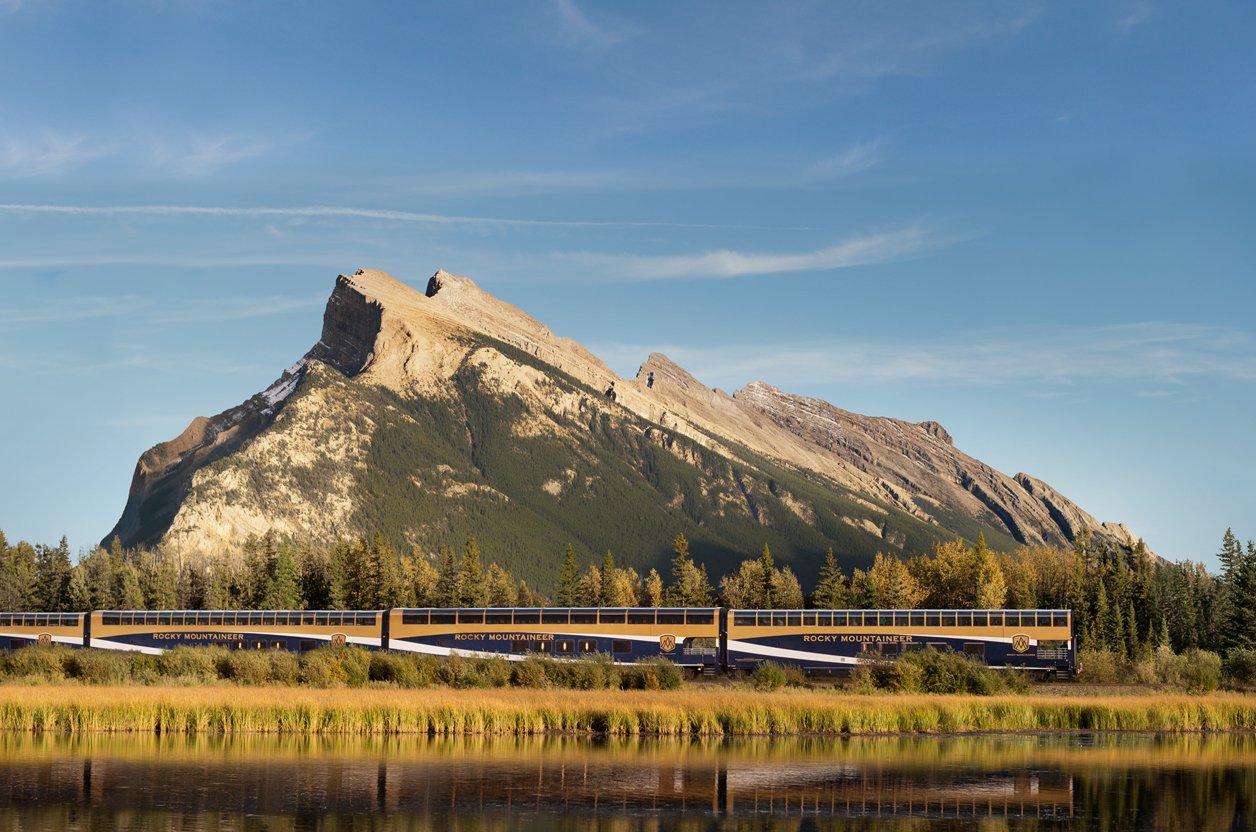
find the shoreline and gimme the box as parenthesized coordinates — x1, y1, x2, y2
(2, 686, 1254, 736)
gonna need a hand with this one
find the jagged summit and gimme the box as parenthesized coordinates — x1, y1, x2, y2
(105, 267, 1151, 576)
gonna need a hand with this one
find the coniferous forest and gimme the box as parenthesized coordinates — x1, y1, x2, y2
(2, 525, 1255, 685)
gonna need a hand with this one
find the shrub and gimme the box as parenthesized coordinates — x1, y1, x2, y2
(752, 661, 788, 692)
(67, 649, 132, 685)
(300, 648, 347, 687)
(159, 647, 228, 683)
(1078, 649, 1122, 684)
(4, 645, 70, 681)
(1223, 648, 1256, 687)
(510, 657, 548, 688)
(269, 651, 301, 685)
(1173, 648, 1222, 694)
(225, 650, 273, 686)
(866, 657, 923, 692)
(541, 655, 620, 690)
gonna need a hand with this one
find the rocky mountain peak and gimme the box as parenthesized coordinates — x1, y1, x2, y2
(107, 266, 1155, 564)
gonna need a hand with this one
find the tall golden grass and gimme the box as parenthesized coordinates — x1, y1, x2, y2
(2, 686, 1254, 735)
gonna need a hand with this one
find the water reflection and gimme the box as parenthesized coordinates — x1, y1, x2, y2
(0, 732, 1253, 830)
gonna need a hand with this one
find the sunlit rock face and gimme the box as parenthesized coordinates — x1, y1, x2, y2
(106, 268, 1150, 583)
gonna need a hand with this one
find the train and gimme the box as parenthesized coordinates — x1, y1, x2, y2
(0, 606, 1075, 676)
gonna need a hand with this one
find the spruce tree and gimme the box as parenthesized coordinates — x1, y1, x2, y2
(813, 548, 849, 609)
(759, 544, 775, 609)
(458, 537, 486, 607)
(556, 544, 581, 606)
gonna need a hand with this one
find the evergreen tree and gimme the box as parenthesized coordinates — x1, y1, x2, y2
(972, 533, 1007, 608)
(66, 565, 92, 612)
(485, 563, 519, 606)
(643, 568, 664, 607)
(1092, 579, 1111, 651)
(759, 544, 775, 609)
(328, 539, 355, 609)
(457, 537, 486, 607)
(114, 561, 145, 609)
(0, 539, 37, 611)
(812, 548, 849, 609)
(263, 539, 304, 609)
(409, 553, 440, 607)
(556, 544, 581, 606)
(599, 551, 617, 606)
(435, 544, 461, 607)
(35, 536, 73, 611)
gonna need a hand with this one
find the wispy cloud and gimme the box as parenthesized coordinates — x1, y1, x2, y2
(0, 295, 148, 326)
(553, 0, 636, 50)
(813, 141, 881, 177)
(556, 227, 934, 280)
(148, 133, 306, 176)
(148, 294, 325, 324)
(0, 131, 113, 177)
(0, 202, 805, 231)
(593, 323, 1256, 389)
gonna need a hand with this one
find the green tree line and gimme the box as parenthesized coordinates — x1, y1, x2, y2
(2, 526, 1253, 660)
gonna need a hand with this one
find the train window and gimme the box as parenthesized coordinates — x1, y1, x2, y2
(988, 611, 1003, 627)
(599, 609, 627, 625)
(927, 642, 948, 652)
(925, 611, 940, 627)
(733, 611, 756, 627)
(627, 610, 655, 625)
(755, 611, 770, 627)
(35, 614, 48, 627)
(787, 612, 802, 627)
(1002, 611, 1018, 627)
(879, 611, 893, 627)
(312, 612, 328, 625)
(881, 643, 901, 657)
(893, 612, 908, 626)
(207, 612, 221, 625)
(771, 612, 787, 627)
(458, 609, 485, 625)
(358, 613, 375, 627)
(963, 643, 986, 660)
(941, 611, 956, 627)
(909, 611, 925, 626)
(510, 640, 528, 654)
(262, 613, 276, 626)
(402, 611, 427, 625)
(554, 639, 575, 654)
(514, 609, 541, 624)
(1053, 611, 1069, 627)
(148, 613, 161, 626)
(973, 612, 988, 627)
(957, 612, 972, 627)
(859, 643, 877, 655)
(686, 609, 712, 625)
(251, 640, 267, 651)
(429, 610, 456, 625)
(528, 640, 547, 653)
(1038, 611, 1052, 627)
(270, 641, 284, 650)
(0, 615, 7, 627)
(299, 640, 316, 653)
(612, 640, 632, 654)
(578, 640, 598, 653)
(904, 642, 924, 653)
(817, 611, 832, 627)
(803, 612, 817, 627)
(154, 613, 168, 626)
(570, 609, 597, 624)
(542, 609, 570, 625)
(829, 611, 845, 627)
(657, 610, 685, 625)
(485, 610, 512, 625)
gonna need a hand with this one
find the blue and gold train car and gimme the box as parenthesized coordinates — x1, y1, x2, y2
(726, 608, 1074, 675)
(387, 607, 722, 668)
(88, 609, 385, 654)
(0, 612, 85, 650)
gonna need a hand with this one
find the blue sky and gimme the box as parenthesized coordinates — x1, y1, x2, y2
(1, 1, 1252, 565)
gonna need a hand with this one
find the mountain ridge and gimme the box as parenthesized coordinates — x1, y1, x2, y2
(104, 268, 1149, 583)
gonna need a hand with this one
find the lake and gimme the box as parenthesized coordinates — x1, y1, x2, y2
(1, 731, 1253, 830)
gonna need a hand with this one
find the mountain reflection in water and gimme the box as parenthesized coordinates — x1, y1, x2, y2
(0, 732, 1253, 831)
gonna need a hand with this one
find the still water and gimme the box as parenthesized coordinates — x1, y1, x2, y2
(1, 731, 1253, 831)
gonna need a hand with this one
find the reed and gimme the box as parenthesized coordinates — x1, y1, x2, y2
(1, 686, 1254, 736)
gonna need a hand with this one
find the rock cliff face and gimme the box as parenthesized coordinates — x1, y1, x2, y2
(105, 268, 1150, 580)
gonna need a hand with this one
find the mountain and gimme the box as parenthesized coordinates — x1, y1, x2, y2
(105, 269, 1146, 589)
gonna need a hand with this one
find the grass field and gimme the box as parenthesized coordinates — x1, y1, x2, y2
(2, 685, 1254, 736)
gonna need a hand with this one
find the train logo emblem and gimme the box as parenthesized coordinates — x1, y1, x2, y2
(1011, 633, 1031, 653)
(37, 633, 52, 647)
(659, 634, 676, 653)
(330, 633, 347, 648)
